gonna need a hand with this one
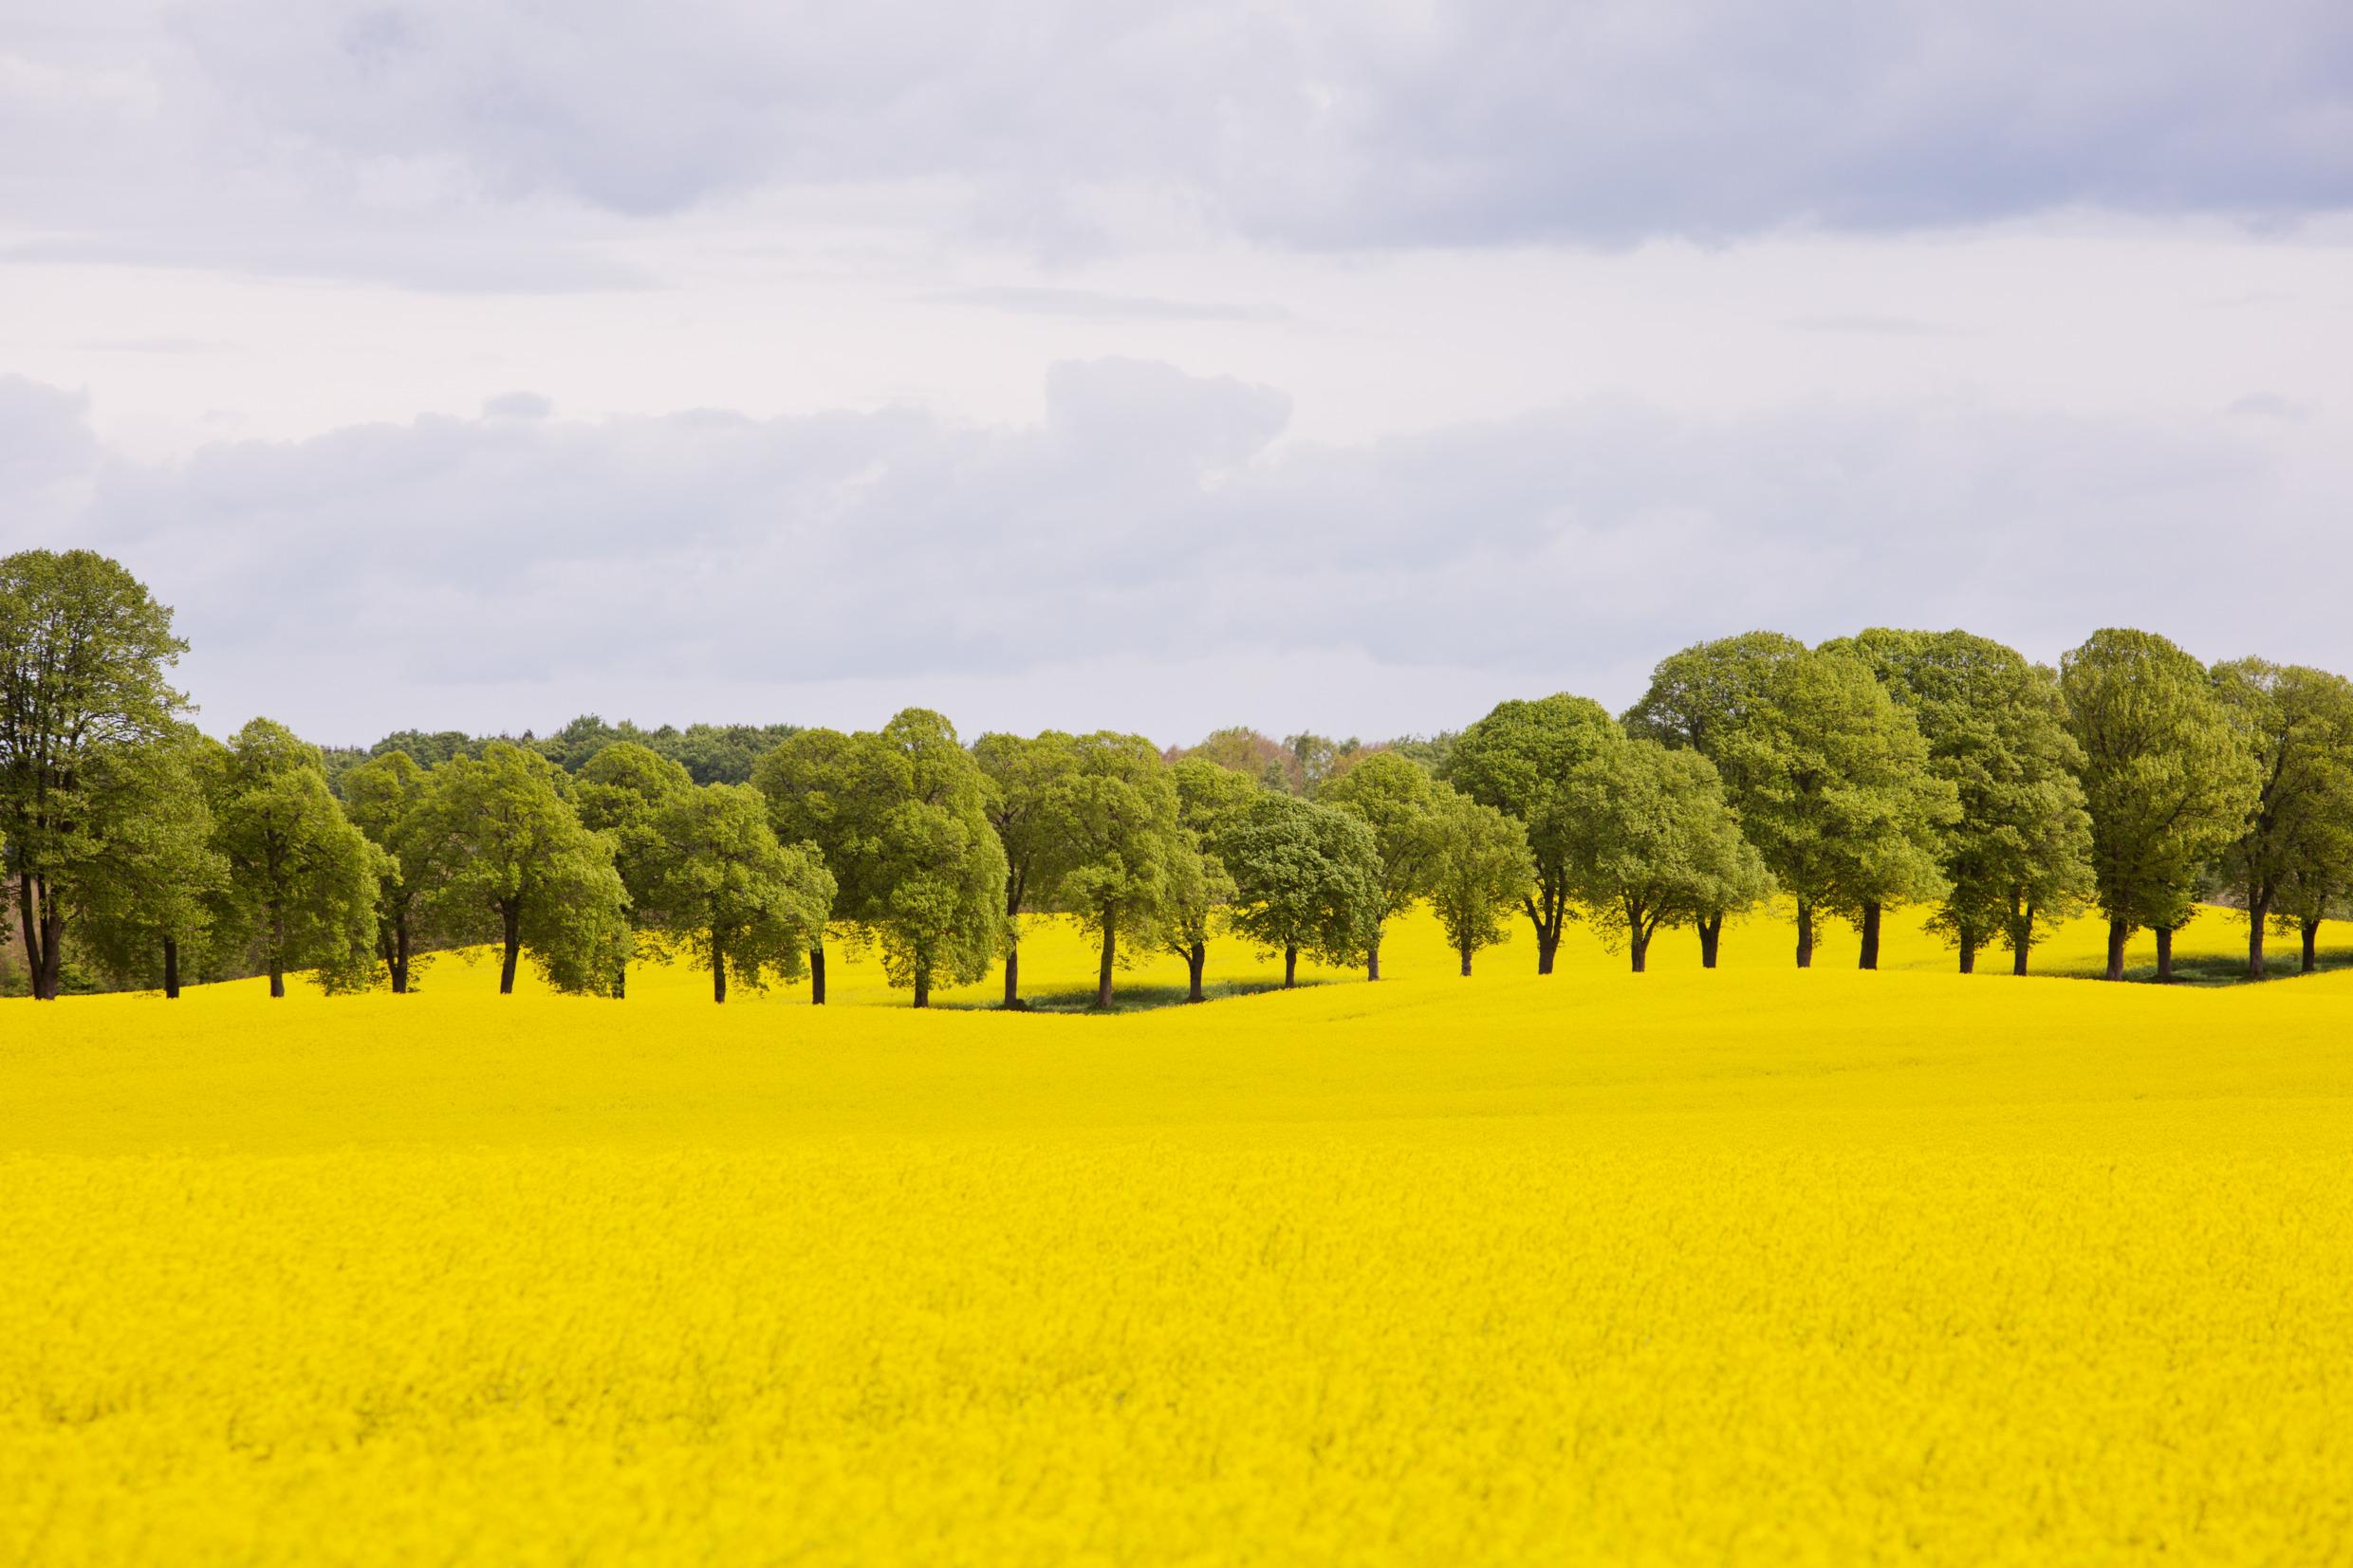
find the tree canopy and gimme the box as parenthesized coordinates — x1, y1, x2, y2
(2210, 659, 2353, 979)
(645, 783, 835, 1002)
(1321, 750, 1445, 979)
(1558, 736, 1771, 972)
(213, 719, 385, 997)
(1440, 692, 1621, 973)
(2061, 629, 2262, 981)
(1830, 629, 2094, 974)
(1050, 731, 1180, 1008)
(1629, 635, 1955, 968)
(420, 741, 629, 996)
(0, 549, 189, 998)
(1424, 787, 1533, 977)
(1216, 793, 1382, 987)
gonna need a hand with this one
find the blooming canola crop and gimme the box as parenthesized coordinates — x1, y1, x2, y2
(5, 906, 2352, 1564)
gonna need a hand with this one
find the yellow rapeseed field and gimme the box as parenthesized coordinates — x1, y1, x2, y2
(6, 905, 2353, 1565)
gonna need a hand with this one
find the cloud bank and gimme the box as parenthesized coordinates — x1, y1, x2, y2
(6, 0, 2348, 286)
(3, 360, 2340, 743)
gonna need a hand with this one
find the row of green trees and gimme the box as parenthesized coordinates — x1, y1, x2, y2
(8, 550, 2346, 1002)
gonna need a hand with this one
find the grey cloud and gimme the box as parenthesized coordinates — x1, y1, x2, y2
(5, 0, 2347, 285)
(6, 359, 2344, 738)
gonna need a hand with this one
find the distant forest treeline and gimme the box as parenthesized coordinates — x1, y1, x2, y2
(320, 719, 1454, 798)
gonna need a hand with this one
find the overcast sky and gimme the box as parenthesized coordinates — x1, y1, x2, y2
(4, 0, 2350, 747)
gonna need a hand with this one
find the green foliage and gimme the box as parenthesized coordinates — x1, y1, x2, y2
(341, 748, 442, 989)
(1424, 788, 1534, 973)
(2061, 630, 2261, 937)
(574, 742, 697, 977)
(1628, 635, 1956, 950)
(535, 715, 802, 784)
(1156, 758, 1261, 981)
(1557, 737, 1770, 968)
(646, 783, 835, 1000)
(974, 729, 1081, 922)
(420, 741, 629, 995)
(213, 719, 385, 994)
(1440, 692, 1621, 968)
(1050, 732, 1181, 1001)
(751, 727, 897, 924)
(0, 549, 190, 998)
(1172, 727, 1296, 791)
(63, 725, 230, 989)
(755, 711, 1005, 1003)
(1831, 629, 2094, 965)
(2210, 659, 2353, 959)
(1321, 751, 1445, 967)
(1216, 793, 1383, 975)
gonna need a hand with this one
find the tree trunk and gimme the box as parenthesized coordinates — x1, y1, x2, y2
(2105, 917, 2128, 981)
(1003, 945, 1020, 1008)
(1284, 945, 1298, 988)
(1794, 901, 1814, 968)
(1857, 900, 1881, 970)
(2248, 893, 2270, 980)
(1698, 914, 1722, 969)
(498, 903, 522, 995)
(269, 957, 285, 999)
(2155, 926, 2175, 984)
(390, 916, 410, 994)
(1629, 928, 1648, 973)
(2012, 941, 2029, 977)
(809, 944, 825, 1005)
(20, 873, 56, 1000)
(1957, 932, 1975, 975)
(1187, 942, 1206, 1003)
(270, 911, 287, 998)
(1459, 945, 1473, 977)
(615, 959, 626, 1000)
(1097, 907, 1116, 1009)
(1367, 939, 1380, 982)
(913, 965, 930, 1008)
(2303, 918, 2321, 973)
(162, 937, 180, 1000)
(712, 933, 727, 1004)
(1535, 933, 1559, 975)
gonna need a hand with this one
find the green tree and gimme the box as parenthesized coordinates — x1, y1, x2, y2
(1321, 750, 1444, 979)
(1050, 732, 1180, 1008)
(213, 719, 385, 997)
(974, 729, 1079, 1007)
(422, 741, 629, 996)
(1440, 693, 1621, 973)
(1217, 793, 1382, 987)
(1424, 788, 1534, 977)
(2210, 659, 2353, 979)
(0, 550, 189, 998)
(2060, 629, 2261, 981)
(1559, 737, 1772, 972)
(1830, 630, 2095, 974)
(65, 725, 229, 998)
(1628, 636, 1955, 968)
(573, 741, 696, 996)
(750, 727, 892, 1003)
(341, 749, 441, 992)
(864, 710, 1006, 1005)
(1160, 757, 1261, 1002)
(645, 783, 835, 1002)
